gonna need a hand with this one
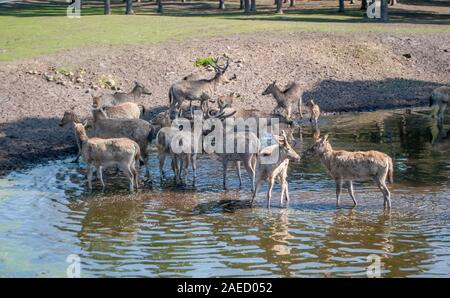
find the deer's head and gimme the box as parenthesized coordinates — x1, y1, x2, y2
(305, 134, 331, 156)
(262, 81, 277, 96)
(92, 95, 102, 108)
(275, 130, 301, 162)
(212, 58, 230, 84)
(133, 81, 152, 95)
(59, 110, 77, 127)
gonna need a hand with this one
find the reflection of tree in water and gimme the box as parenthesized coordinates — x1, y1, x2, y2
(397, 113, 449, 185)
(314, 209, 431, 277)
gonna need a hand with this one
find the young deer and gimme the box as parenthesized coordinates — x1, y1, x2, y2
(73, 122, 141, 192)
(168, 58, 230, 118)
(251, 130, 300, 208)
(305, 134, 394, 208)
(306, 100, 320, 125)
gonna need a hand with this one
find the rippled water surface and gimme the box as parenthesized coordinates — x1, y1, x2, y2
(0, 109, 449, 277)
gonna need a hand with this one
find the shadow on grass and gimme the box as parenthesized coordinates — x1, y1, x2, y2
(1, 1, 449, 25)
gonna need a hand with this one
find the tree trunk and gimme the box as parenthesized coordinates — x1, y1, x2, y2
(275, 0, 283, 14)
(338, 0, 344, 12)
(250, 0, 256, 11)
(390, 0, 396, 5)
(360, 0, 367, 10)
(380, 0, 389, 21)
(240, 0, 244, 9)
(104, 0, 111, 15)
(125, 0, 133, 14)
(244, 0, 250, 13)
(157, 0, 163, 13)
(290, 0, 295, 7)
(219, 0, 225, 9)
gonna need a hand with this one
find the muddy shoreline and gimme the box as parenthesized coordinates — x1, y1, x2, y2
(1, 31, 449, 176)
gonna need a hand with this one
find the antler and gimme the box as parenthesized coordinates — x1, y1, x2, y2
(212, 57, 230, 73)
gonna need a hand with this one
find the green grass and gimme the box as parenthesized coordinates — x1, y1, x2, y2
(0, 3, 449, 61)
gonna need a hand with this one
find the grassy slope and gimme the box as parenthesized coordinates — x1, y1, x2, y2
(0, 3, 449, 61)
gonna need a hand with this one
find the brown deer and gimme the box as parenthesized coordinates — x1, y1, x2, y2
(168, 58, 230, 118)
(305, 134, 394, 208)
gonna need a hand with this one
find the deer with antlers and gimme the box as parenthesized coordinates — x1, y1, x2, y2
(168, 58, 230, 119)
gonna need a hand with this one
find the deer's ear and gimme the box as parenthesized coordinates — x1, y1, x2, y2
(82, 120, 88, 128)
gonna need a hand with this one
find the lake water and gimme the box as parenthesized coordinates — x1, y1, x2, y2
(0, 109, 449, 277)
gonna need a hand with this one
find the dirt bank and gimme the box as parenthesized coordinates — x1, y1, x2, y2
(0, 31, 449, 175)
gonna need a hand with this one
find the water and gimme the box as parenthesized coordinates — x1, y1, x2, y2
(0, 109, 449, 277)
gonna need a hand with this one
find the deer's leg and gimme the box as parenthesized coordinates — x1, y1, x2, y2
(183, 156, 188, 184)
(72, 151, 81, 163)
(242, 157, 254, 191)
(266, 178, 275, 208)
(96, 165, 105, 191)
(280, 176, 285, 205)
(335, 179, 342, 207)
(251, 155, 257, 192)
(87, 164, 93, 191)
(376, 178, 391, 209)
(120, 165, 134, 193)
(191, 154, 197, 186)
(236, 161, 242, 187)
(222, 159, 228, 189)
(438, 102, 447, 124)
(298, 98, 303, 119)
(251, 178, 262, 206)
(347, 180, 357, 207)
(158, 151, 166, 179)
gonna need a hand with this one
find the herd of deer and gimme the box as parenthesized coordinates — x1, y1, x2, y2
(58, 57, 450, 209)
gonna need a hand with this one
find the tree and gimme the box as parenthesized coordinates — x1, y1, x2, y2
(338, 0, 344, 12)
(157, 0, 163, 13)
(219, 0, 225, 9)
(104, 0, 111, 15)
(250, 0, 256, 12)
(360, 0, 367, 10)
(275, 0, 283, 14)
(380, 0, 389, 21)
(125, 0, 133, 14)
(244, 0, 250, 13)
